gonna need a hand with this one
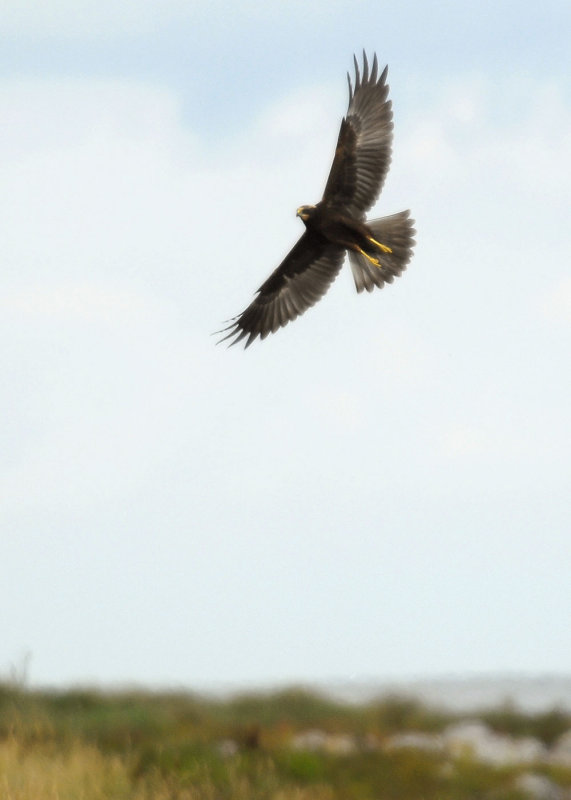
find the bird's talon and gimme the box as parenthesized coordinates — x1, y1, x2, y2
(358, 248, 382, 268)
(368, 236, 392, 254)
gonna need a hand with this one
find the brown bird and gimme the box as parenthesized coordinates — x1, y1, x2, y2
(219, 52, 415, 348)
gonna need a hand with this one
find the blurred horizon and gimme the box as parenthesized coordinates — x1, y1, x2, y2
(6, 653, 571, 713)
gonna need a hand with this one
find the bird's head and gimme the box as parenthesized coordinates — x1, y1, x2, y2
(296, 204, 316, 223)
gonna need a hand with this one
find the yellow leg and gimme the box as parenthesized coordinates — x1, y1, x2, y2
(368, 236, 392, 254)
(358, 247, 382, 268)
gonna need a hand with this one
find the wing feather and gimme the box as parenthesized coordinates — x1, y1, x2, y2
(322, 51, 393, 217)
(218, 231, 345, 348)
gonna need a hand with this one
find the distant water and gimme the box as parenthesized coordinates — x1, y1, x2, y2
(192, 674, 571, 713)
(319, 675, 571, 712)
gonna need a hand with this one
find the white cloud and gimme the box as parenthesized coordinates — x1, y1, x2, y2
(258, 85, 338, 139)
(0, 76, 344, 516)
(440, 425, 493, 458)
(0, 0, 355, 39)
(541, 277, 571, 323)
(1, 1, 196, 38)
(0, 284, 149, 322)
(400, 77, 571, 205)
(2, 72, 569, 519)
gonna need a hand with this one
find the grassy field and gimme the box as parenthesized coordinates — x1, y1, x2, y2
(1, 683, 570, 799)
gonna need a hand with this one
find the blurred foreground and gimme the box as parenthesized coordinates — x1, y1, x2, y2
(2, 683, 571, 799)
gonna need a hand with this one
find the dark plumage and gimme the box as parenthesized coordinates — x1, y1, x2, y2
(219, 52, 415, 348)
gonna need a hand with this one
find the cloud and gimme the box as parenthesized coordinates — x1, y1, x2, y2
(400, 76, 571, 206)
(1, 70, 569, 519)
(541, 277, 571, 323)
(0, 284, 149, 322)
(1, 1, 198, 38)
(0, 0, 355, 39)
(0, 75, 340, 516)
(440, 424, 494, 458)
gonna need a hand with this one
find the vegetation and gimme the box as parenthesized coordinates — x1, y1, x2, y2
(1, 682, 570, 799)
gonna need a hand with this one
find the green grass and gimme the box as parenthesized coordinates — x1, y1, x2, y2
(1, 683, 570, 800)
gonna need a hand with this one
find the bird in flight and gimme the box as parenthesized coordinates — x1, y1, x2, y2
(219, 52, 415, 348)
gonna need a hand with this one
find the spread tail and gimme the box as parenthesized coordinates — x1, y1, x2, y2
(349, 210, 416, 293)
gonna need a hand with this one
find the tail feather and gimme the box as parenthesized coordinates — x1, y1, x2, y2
(349, 210, 416, 293)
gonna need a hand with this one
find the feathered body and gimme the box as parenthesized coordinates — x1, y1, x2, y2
(220, 52, 415, 347)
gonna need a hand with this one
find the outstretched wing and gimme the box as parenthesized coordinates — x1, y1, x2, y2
(218, 231, 345, 348)
(321, 52, 393, 217)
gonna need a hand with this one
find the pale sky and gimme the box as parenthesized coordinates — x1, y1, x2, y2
(1, 1, 570, 689)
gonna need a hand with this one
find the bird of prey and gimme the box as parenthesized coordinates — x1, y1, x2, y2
(219, 52, 415, 348)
